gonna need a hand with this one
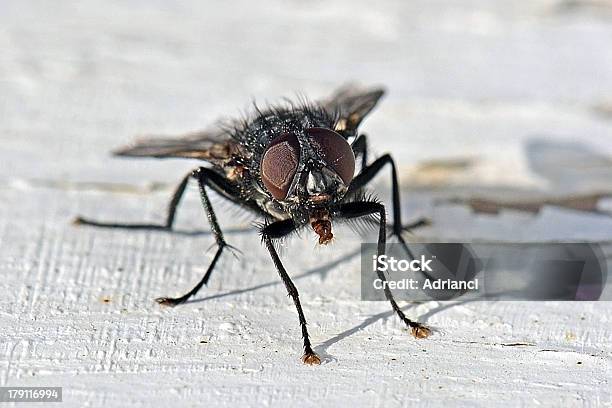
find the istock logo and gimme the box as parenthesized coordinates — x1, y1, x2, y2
(361, 243, 609, 301)
(372, 255, 434, 272)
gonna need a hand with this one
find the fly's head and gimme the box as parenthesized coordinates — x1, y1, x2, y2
(259, 127, 356, 245)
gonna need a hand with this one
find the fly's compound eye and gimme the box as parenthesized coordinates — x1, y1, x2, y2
(260, 133, 301, 200)
(306, 127, 356, 185)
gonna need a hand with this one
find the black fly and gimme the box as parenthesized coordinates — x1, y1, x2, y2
(74, 84, 431, 365)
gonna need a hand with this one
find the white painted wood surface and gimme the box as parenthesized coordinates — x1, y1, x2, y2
(1, 1, 611, 407)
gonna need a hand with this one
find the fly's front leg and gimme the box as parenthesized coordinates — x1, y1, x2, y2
(73, 172, 192, 230)
(336, 201, 431, 339)
(347, 153, 424, 258)
(261, 219, 320, 365)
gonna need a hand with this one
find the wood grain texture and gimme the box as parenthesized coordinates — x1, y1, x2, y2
(1, 1, 611, 407)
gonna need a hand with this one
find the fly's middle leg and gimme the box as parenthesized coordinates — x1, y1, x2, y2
(75, 167, 244, 306)
(346, 153, 428, 259)
(156, 167, 241, 306)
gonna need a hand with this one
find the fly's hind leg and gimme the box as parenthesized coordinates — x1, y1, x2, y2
(351, 133, 369, 170)
(73, 172, 191, 231)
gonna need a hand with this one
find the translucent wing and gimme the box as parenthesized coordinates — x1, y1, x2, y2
(113, 84, 384, 162)
(322, 84, 385, 136)
(112, 125, 243, 165)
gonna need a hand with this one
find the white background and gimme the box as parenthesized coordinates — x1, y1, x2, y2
(1, 1, 611, 407)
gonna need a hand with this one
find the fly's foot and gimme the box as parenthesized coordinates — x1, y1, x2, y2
(155, 296, 185, 307)
(301, 350, 321, 365)
(410, 323, 431, 339)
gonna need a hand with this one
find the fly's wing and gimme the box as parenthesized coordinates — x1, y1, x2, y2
(112, 125, 243, 166)
(322, 84, 385, 137)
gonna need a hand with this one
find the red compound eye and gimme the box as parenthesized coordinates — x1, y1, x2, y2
(306, 127, 355, 185)
(260, 133, 301, 200)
